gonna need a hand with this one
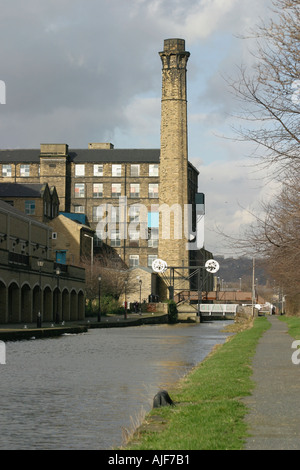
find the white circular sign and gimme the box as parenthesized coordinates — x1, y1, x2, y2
(152, 259, 168, 273)
(205, 259, 220, 273)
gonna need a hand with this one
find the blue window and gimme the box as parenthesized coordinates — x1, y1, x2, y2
(25, 200, 35, 215)
(148, 212, 159, 247)
(148, 212, 159, 228)
(56, 250, 67, 264)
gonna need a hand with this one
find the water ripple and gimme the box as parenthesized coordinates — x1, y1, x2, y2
(0, 322, 232, 449)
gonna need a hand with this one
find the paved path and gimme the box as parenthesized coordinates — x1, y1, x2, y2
(243, 316, 300, 450)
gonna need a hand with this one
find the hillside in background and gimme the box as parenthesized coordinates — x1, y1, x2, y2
(214, 256, 270, 289)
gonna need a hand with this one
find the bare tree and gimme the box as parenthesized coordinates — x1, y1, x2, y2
(260, 177, 300, 295)
(219, 0, 300, 312)
(80, 244, 139, 315)
(228, 0, 300, 179)
(81, 255, 128, 300)
(227, 177, 300, 311)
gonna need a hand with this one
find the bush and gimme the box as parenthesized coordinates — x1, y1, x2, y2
(167, 300, 178, 324)
(85, 299, 94, 316)
(101, 295, 122, 315)
(85, 294, 123, 317)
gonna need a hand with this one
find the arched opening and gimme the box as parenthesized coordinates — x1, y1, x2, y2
(43, 286, 52, 322)
(78, 290, 85, 320)
(53, 287, 61, 323)
(8, 282, 20, 323)
(70, 290, 77, 321)
(62, 288, 70, 321)
(0, 280, 7, 324)
(32, 284, 40, 319)
(21, 283, 31, 323)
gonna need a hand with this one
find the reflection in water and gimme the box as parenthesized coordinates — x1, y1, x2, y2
(0, 321, 232, 449)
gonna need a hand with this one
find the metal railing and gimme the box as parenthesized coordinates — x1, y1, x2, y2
(8, 252, 29, 266)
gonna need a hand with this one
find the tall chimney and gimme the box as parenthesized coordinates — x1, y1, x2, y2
(158, 39, 190, 280)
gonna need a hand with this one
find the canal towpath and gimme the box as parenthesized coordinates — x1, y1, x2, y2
(243, 315, 300, 450)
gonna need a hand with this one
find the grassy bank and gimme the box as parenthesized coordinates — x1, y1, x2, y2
(279, 315, 300, 339)
(125, 317, 270, 450)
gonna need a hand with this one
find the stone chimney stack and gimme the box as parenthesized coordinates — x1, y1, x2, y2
(158, 39, 190, 277)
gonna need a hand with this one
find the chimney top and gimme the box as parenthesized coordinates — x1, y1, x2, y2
(163, 39, 186, 53)
(40, 144, 68, 155)
(88, 143, 114, 149)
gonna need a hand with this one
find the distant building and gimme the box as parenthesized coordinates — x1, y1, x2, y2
(48, 213, 94, 266)
(126, 266, 159, 306)
(0, 182, 59, 223)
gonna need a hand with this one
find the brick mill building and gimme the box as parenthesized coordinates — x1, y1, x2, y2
(0, 39, 213, 301)
(0, 200, 85, 324)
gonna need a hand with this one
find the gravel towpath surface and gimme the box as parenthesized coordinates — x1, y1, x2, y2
(243, 315, 300, 450)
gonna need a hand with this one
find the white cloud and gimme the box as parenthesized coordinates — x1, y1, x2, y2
(182, 0, 240, 41)
(196, 157, 279, 255)
(0, 0, 273, 149)
(115, 95, 161, 148)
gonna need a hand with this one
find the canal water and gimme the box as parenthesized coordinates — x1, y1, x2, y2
(0, 321, 232, 450)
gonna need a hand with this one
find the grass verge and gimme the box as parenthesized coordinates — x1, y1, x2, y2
(279, 315, 300, 339)
(124, 317, 270, 450)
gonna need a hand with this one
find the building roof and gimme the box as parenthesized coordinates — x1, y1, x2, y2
(0, 148, 160, 163)
(0, 147, 198, 173)
(0, 149, 40, 162)
(56, 213, 94, 232)
(59, 211, 89, 226)
(0, 183, 45, 198)
(68, 148, 160, 163)
(129, 266, 155, 274)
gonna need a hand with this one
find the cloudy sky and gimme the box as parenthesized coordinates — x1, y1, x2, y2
(0, 0, 277, 256)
